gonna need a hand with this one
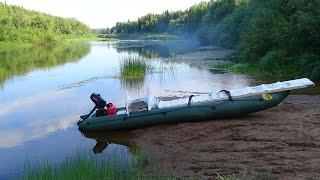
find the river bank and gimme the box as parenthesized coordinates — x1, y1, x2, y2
(123, 46, 320, 179)
(0, 38, 94, 52)
(169, 47, 319, 94)
(133, 95, 320, 179)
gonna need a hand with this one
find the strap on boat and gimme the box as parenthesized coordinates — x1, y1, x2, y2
(220, 90, 234, 101)
(188, 95, 194, 106)
(116, 107, 126, 112)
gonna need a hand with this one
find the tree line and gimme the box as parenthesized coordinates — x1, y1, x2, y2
(0, 2, 92, 44)
(110, 0, 320, 80)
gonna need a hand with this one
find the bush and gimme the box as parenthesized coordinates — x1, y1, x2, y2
(260, 50, 288, 71)
(311, 66, 320, 80)
(297, 53, 320, 80)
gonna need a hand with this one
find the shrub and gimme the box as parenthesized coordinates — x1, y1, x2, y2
(260, 50, 288, 71)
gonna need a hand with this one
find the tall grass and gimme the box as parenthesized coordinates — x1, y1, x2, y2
(212, 61, 303, 80)
(23, 149, 174, 180)
(120, 56, 148, 79)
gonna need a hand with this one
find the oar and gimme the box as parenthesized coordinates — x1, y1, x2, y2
(80, 106, 97, 120)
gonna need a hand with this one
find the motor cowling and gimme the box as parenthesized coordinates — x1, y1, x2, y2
(90, 93, 106, 109)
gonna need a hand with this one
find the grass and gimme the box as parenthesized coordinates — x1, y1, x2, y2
(23, 148, 277, 180)
(120, 56, 148, 79)
(212, 61, 272, 76)
(212, 61, 302, 80)
(23, 149, 174, 180)
(212, 61, 236, 70)
(0, 41, 33, 52)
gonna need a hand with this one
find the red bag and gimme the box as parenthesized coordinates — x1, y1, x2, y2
(106, 103, 117, 115)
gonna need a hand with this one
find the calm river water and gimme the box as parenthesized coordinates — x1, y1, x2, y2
(0, 40, 258, 178)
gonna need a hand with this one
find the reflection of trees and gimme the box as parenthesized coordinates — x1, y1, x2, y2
(115, 40, 197, 59)
(116, 44, 166, 58)
(0, 43, 91, 86)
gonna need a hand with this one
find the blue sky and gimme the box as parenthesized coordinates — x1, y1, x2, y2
(2, 0, 209, 28)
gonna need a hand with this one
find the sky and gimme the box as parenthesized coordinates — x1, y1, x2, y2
(2, 0, 209, 28)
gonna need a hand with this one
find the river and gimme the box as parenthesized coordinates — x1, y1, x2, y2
(0, 40, 260, 178)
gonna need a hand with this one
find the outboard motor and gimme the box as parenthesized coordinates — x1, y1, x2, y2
(80, 93, 107, 120)
(79, 93, 116, 121)
(90, 93, 106, 109)
(90, 93, 107, 117)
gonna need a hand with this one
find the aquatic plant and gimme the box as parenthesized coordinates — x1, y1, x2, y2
(120, 56, 148, 78)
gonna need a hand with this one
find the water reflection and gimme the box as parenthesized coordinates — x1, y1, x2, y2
(0, 90, 79, 148)
(81, 130, 138, 155)
(120, 77, 145, 93)
(0, 43, 90, 87)
(114, 40, 198, 58)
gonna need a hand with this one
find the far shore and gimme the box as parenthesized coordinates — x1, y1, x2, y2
(0, 38, 95, 52)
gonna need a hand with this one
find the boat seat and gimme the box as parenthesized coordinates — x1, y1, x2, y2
(128, 101, 148, 112)
(126, 89, 159, 114)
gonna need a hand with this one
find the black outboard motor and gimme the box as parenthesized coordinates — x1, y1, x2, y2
(90, 93, 107, 117)
(80, 93, 107, 120)
(90, 93, 106, 109)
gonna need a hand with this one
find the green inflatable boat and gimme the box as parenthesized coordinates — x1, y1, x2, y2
(78, 78, 314, 131)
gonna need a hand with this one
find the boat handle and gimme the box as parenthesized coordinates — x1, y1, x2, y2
(219, 90, 234, 101)
(188, 95, 194, 106)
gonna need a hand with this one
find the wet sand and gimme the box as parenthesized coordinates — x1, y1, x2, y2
(133, 95, 320, 179)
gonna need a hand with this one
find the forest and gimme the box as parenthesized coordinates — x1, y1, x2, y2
(0, 2, 92, 45)
(111, 0, 320, 80)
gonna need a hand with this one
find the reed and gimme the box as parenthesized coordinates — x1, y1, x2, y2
(120, 56, 148, 78)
